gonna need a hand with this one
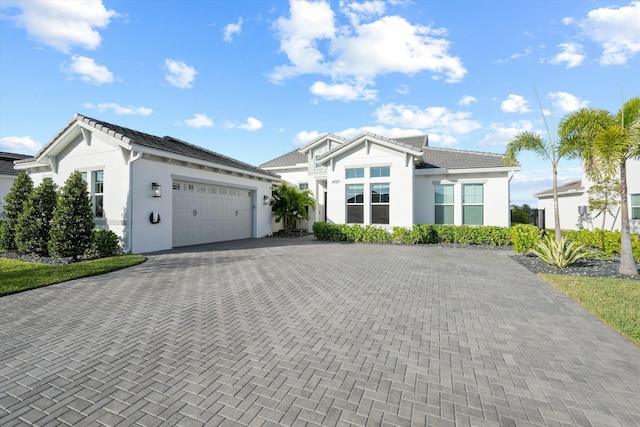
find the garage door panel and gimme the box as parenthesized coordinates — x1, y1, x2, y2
(172, 181, 253, 247)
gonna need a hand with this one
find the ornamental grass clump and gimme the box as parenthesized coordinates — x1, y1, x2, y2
(529, 235, 586, 268)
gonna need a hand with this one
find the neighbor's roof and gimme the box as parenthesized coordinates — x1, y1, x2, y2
(418, 147, 513, 170)
(21, 114, 279, 179)
(260, 149, 307, 169)
(534, 179, 584, 198)
(0, 152, 30, 176)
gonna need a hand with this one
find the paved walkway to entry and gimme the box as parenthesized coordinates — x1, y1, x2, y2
(1, 238, 639, 426)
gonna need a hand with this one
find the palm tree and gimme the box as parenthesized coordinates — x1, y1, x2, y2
(504, 131, 572, 243)
(560, 97, 640, 276)
(270, 182, 316, 235)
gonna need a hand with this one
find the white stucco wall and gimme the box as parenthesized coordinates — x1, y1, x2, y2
(414, 171, 512, 227)
(325, 144, 414, 228)
(130, 157, 274, 253)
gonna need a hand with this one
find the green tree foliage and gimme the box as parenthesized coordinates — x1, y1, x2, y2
(49, 171, 95, 260)
(560, 97, 640, 276)
(587, 177, 621, 231)
(0, 173, 33, 250)
(510, 204, 530, 225)
(270, 182, 316, 234)
(15, 178, 58, 255)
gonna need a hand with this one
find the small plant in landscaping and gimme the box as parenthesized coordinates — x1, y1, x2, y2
(511, 224, 543, 254)
(529, 235, 586, 268)
(86, 229, 122, 258)
(0, 173, 33, 250)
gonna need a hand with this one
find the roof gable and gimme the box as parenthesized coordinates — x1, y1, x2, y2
(318, 133, 425, 164)
(298, 133, 346, 154)
(17, 114, 278, 179)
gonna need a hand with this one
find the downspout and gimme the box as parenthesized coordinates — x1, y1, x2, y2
(124, 150, 142, 254)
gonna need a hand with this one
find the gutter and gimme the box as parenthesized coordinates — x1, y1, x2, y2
(123, 150, 142, 254)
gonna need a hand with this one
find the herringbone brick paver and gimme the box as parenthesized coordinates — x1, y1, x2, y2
(1, 237, 640, 426)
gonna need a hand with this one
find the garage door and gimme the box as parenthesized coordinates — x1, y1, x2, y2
(172, 181, 253, 247)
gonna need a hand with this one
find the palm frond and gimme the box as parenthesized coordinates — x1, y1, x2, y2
(504, 131, 549, 166)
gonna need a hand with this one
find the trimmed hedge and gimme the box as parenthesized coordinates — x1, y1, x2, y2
(311, 222, 639, 260)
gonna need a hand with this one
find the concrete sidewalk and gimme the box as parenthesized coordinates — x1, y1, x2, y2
(1, 238, 639, 426)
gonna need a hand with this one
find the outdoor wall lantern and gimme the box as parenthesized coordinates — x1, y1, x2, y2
(263, 195, 270, 205)
(152, 182, 162, 198)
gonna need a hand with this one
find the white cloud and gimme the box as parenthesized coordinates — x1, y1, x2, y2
(549, 42, 585, 68)
(375, 103, 481, 134)
(340, 0, 386, 26)
(577, 1, 640, 65)
(227, 117, 263, 131)
(0, 136, 41, 154)
(293, 130, 323, 147)
(270, 0, 466, 100)
(395, 84, 409, 95)
(83, 102, 152, 115)
(548, 91, 589, 113)
(165, 59, 197, 88)
(458, 95, 476, 106)
(63, 56, 113, 84)
(183, 114, 213, 128)
(310, 81, 377, 101)
(1, 0, 118, 53)
(496, 47, 533, 63)
(478, 120, 534, 147)
(224, 18, 242, 42)
(501, 94, 531, 113)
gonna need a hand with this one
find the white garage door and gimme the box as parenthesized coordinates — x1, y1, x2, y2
(172, 181, 253, 247)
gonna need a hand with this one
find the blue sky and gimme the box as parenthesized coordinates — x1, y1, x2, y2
(1, 0, 639, 206)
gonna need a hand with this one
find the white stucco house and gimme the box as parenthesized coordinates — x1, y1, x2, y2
(534, 158, 640, 233)
(260, 133, 520, 231)
(0, 152, 31, 219)
(14, 114, 280, 253)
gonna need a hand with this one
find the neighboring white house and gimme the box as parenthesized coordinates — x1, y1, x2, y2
(14, 114, 280, 253)
(534, 158, 640, 233)
(0, 152, 31, 219)
(260, 133, 520, 231)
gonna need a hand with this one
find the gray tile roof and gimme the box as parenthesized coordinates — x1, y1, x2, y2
(534, 179, 584, 197)
(260, 149, 307, 168)
(418, 147, 513, 170)
(394, 135, 428, 151)
(21, 114, 278, 179)
(0, 152, 30, 176)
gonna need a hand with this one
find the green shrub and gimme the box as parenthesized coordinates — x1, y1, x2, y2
(391, 226, 413, 244)
(511, 224, 544, 254)
(362, 225, 391, 243)
(49, 171, 95, 260)
(0, 173, 33, 250)
(529, 235, 586, 268)
(15, 178, 58, 256)
(86, 229, 122, 258)
(562, 228, 640, 261)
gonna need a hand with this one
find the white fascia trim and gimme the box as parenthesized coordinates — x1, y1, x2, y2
(262, 164, 308, 171)
(415, 166, 519, 175)
(132, 144, 279, 182)
(318, 138, 421, 164)
(299, 135, 344, 153)
(534, 189, 585, 199)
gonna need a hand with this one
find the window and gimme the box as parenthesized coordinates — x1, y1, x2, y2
(370, 166, 390, 178)
(346, 184, 364, 223)
(632, 194, 640, 220)
(371, 183, 389, 224)
(345, 168, 364, 179)
(462, 184, 483, 225)
(434, 184, 454, 224)
(93, 171, 104, 218)
(299, 183, 308, 190)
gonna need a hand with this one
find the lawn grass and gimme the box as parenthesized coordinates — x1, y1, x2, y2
(539, 274, 640, 347)
(0, 255, 146, 297)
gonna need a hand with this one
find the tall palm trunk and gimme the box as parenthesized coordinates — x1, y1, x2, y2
(618, 160, 638, 275)
(552, 164, 562, 242)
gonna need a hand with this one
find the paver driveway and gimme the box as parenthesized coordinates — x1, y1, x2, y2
(1, 238, 640, 426)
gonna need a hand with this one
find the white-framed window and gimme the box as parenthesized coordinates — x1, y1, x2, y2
(371, 183, 389, 224)
(346, 184, 364, 224)
(435, 184, 454, 224)
(462, 184, 483, 225)
(299, 183, 308, 190)
(80, 170, 104, 218)
(345, 168, 364, 179)
(370, 166, 390, 178)
(631, 194, 640, 220)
